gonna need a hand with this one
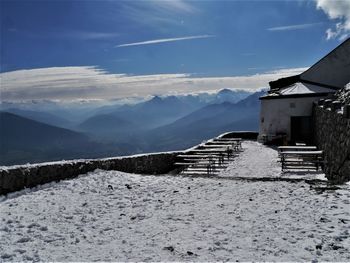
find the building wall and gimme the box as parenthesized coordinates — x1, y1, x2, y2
(259, 96, 326, 141)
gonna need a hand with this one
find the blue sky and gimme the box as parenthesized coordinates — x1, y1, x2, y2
(1, 0, 349, 101)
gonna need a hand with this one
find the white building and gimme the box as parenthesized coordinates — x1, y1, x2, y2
(259, 38, 350, 145)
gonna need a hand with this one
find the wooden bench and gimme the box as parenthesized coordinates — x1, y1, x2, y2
(176, 136, 244, 176)
(280, 150, 324, 171)
(178, 158, 218, 175)
(278, 146, 317, 152)
(214, 138, 242, 141)
(278, 146, 317, 157)
(214, 138, 242, 149)
(177, 154, 211, 158)
(190, 148, 228, 152)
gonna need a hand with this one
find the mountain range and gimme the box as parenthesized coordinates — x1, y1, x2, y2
(0, 89, 264, 165)
(138, 90, 265, 151)
(76, 89, 253, 138)
(0, 112, 137, 165)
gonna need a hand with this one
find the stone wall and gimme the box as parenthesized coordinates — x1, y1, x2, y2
(0, 152, 180, 195)
(0, 131, 258, 195)
(313, 105, 350, 183)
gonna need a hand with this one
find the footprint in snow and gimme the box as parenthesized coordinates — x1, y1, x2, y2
(163, 246, 174, 252)
(17, 237, 31, 243)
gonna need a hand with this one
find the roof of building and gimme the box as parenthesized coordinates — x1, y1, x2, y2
(265, 38, 350, 98)
(260, 81, 336, 100)
(279, 82, 335, 95)
(300, 38, 350, 89)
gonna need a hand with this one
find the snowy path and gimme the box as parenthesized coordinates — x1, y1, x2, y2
(220, 140, 282, 178)
(218, 141, 327, 181)
(0, 142, 349, 261)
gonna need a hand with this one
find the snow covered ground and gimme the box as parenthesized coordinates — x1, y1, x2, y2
(1, 141, 349, 261)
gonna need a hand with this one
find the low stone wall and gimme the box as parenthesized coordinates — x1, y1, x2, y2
(0, 131, 259, 195)
(313, 105, 350, 182)
(0, 152, 180, 195)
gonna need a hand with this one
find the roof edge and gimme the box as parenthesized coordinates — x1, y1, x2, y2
(259, 92, 334, 100)
(298, 79, 340, 90)
(269, 75, 300, 90)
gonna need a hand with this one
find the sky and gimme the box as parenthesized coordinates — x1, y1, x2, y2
(1, 0, 350, 102)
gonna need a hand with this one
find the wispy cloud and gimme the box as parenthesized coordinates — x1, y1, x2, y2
(267, 22, 323, 31)
(115, 35, 215, 48)
(148, 0, 197, 14)
(0, 66, 308, 102)
(65, 31, 120, 40)
(115, 0, 198, 32)
(315, 0, 350, 40)
(24, 30, 120, 41)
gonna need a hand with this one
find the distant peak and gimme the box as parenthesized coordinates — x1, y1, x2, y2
(218, 88, 233, 94)
(149, 96, 162, 102)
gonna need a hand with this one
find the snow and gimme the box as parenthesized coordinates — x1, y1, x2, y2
(279, 82, 335, 96)
(260, 82, 336, 99)
(220, 141, 327, 181)
(1, 141, 349, 261)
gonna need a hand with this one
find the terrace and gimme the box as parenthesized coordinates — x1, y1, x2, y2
(1, 140, 349, 261)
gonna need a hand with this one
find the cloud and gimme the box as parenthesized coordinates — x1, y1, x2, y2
(315, 0, 350, 40)
(267, 23, 323, 31)
(63, 31, 120, 40)
(148, 0, 197, 14)
(0, 66, 308, 102)
(22, 30, 120, 41)
(116, 35, 215, 48)
(116, 0, 197, 32)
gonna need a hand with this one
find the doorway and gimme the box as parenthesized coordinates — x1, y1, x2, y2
(290, 116, 313, 144)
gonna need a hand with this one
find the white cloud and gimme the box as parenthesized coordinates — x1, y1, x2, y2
(116, 35, 215, 48)
(267, 23, 323, 31)
(315, 0, 350, 40)
(0, 66, 307, 102)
